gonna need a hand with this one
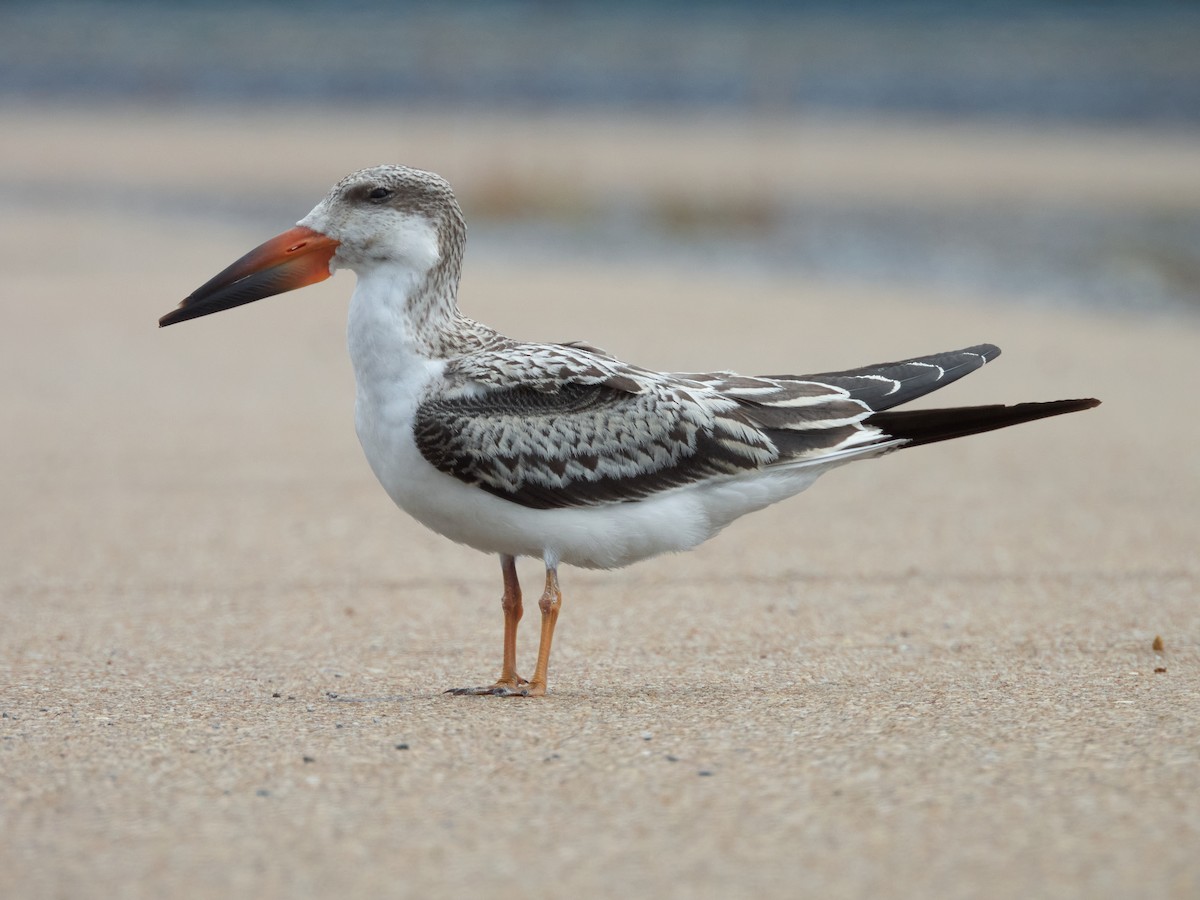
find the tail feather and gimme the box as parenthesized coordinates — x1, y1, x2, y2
(870, 398, 1100, 447)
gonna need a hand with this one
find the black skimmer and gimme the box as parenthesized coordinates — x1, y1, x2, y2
(161, 165, 1099, 696)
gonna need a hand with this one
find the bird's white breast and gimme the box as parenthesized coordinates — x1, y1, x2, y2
(346, 269, 839, 570)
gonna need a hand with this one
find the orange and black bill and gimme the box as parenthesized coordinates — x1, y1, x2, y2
(159, 226, 338, 327)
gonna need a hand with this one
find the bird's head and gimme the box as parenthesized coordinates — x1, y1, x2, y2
(159, 165, 463, 327)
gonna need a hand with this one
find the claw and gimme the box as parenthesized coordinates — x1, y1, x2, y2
(445, 684, 531, 697)
(492, 686, 531, 697)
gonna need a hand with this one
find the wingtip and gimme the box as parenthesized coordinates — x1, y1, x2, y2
(975, 343, 1001, 361)
(158, 305, 192, 328)
(872, 396, 1101, 448)
(1053, 397, 1101, 412)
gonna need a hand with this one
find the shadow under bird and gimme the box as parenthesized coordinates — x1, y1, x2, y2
(160, 165, 1099, 697)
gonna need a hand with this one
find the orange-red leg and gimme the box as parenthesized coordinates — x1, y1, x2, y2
(524, 566, 562, 698)
(495, 554, 527, 690)
(446, 555, 530, 696)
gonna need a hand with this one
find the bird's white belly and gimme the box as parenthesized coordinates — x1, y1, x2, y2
(355, 385, 828, 569)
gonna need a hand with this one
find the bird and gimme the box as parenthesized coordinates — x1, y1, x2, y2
(160, 164, 1099, 697)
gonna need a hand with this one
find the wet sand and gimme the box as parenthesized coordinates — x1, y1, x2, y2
(2, 106, 1198, 899)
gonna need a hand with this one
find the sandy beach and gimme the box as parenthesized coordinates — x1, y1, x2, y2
(2, 105, 1198, 899)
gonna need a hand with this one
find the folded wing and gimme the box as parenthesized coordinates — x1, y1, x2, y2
(413, 342, 1095, 510)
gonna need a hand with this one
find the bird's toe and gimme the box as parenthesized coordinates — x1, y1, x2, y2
(445, 678, 531, 697)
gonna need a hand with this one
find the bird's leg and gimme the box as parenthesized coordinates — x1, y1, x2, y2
(446, 555, 529, 696)
(524, 566, 563, 698)
(493, 554, 528, 690)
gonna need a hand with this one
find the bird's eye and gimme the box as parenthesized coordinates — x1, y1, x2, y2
(367, 187, 392, 201)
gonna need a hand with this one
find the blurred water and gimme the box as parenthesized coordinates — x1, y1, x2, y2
(4, 1, 1199, 122)
(4, 1, 1199, 316)
(480, 203, 1200, 317)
